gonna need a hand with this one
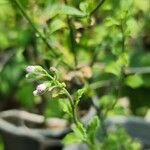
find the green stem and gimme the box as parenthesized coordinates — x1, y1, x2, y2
(63, 88, 78, 125)
(90, 0, 106, 16)
(46, 72, 79, 125)
(13, 0, 58, 58)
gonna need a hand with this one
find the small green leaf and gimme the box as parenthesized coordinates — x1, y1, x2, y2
(63, 122, 86, 145)
(105, 62, 121, 77)
(75, 87, 86, 105)
(72, 122, 86, 140)
(59, 99, 72, 116)
(99, 95, 116, 109)
(63, 133, 82, 145)
(76, 88, 85, 99)
(79, 2, 89, 13)
(125, 75, 143, 88)
(61, 5, 86, 17)
(45, 4, 86, 20)
(48, 19, 66, 34)
(87, 116, 100, 141)
(104, 17, 120, 27)
(117, 52, 129, 67)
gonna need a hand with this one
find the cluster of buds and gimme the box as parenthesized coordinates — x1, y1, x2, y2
(25, 65, 64, 97)
(25, 65, 51, 96)
(25, 65, 44, 74)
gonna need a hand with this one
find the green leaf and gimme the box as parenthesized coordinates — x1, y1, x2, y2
(74, 87, 86, 105)
(44, 4, 86, 21)
(104, 17, 120, 27)
(125, 75, 143, 88)
(60, 5, 86, 17)
(48, 19, 66, 34)
(59, 99, 72, 116)
(105, 62, 121, 77)
(87, 116, 100, 141)
(117, 52, 129, 67)
(79, 2, 89, 13)
(72, 122, 86, 140)
(63, 132, 82, 145)
(63, 122, 86, 145)
(99, 95, 116, 108)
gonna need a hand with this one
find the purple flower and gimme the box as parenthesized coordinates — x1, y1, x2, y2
(33, 82, 51, 96)
(36, 83, 46, 93)
(26, 66, 35, 73)
(33, 83, 47, 96)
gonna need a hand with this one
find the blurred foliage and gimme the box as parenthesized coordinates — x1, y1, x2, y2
(0, 0, 149, 113)
(0, 137, 4, 150)
(0, 0, 150, 148)
(100, 128, 141, 150)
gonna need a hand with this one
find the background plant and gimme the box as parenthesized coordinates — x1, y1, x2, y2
(0, 0, 150, 149)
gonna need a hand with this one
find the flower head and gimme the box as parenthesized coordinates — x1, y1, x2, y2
(36, 83, 47, 93)
(26, 66, 35, 73)
(33, 83, 48, 96)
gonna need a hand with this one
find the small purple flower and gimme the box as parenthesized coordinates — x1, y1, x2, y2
(36, 83, 47, 93)
(33, 84, 47, 96)
(26, 66, 35, 73)
(33, 82, 51, 96)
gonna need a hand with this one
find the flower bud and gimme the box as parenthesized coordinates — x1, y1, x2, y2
(26, 65, 45, 73)
(33, 82, 51, 96)
(36, 83, 47, 93)
(26, 66, 35, 73)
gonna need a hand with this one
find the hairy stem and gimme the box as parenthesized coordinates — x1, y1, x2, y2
(63, 88, 79, 125)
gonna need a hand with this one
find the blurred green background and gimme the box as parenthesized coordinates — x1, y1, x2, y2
(0, 0, 150, 149)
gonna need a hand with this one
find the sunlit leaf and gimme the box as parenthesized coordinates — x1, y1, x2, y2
(125, 75, 143, 88)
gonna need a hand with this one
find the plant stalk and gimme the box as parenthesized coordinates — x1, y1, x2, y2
(13, 0, 58, 58)
(90, 0, 106, 16)
(63, 88, 78, 125)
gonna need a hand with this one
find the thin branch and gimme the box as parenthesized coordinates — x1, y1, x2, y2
(63, 88, 79, 125)
(46, 72, 79, 125)
(13, 0, 58, 58)
(90, 0, 106, 16)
